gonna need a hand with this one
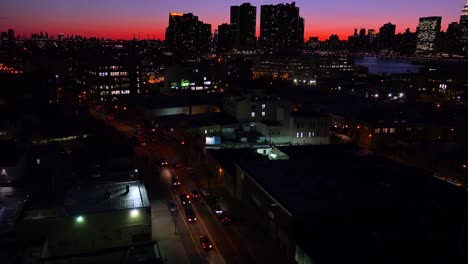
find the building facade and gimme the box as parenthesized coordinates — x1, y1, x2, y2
(259, 2, 304, 55)
(165, 12, 212, 57)
(416, 16, 442, 55)
(231, 3, 257, 51)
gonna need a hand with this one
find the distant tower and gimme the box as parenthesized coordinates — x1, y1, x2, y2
(460, 0, 468, 53)
(7, 29, 14, 40)
(415, 16, 442, 55)
(379, 22, 396, 51)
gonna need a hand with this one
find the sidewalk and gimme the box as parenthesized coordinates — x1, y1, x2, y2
(151, 199, 190, 264)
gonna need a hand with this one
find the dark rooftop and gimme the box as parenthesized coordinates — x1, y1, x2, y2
(237, 145, 467, 264)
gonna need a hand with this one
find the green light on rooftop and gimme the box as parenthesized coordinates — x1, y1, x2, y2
(76, 216, 84, 223)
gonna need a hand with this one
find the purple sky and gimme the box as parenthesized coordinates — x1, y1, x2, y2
(0, 0, 466, 40)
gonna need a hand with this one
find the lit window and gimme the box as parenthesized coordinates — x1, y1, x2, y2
(296, 132, 300, 138)
(308, 132, 312, 137)
(262, 104, 266, 109)
(300, 132, 304, 138)
(251, 112, 256, 118)
(205, 130, 208, 134)
(389, 128, 395, 133)
(262, 112, 266, 117)
(382, 128, 388, 134)
(374, 128, 380, 134)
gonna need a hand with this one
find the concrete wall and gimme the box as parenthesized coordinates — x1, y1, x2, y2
(234, 164, 296, 262)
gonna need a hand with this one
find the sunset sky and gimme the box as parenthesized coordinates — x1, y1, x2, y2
(1, 0, 466, 40)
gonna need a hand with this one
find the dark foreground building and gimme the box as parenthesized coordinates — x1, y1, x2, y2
(210, 145, 468, 264)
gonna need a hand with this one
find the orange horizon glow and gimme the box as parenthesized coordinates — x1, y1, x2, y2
(1, 0, 462, 42)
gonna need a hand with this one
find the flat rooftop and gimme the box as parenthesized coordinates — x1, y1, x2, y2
(64, 181, 149, 216)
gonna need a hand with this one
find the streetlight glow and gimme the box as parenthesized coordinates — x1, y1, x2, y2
(131, 209, 139, 217)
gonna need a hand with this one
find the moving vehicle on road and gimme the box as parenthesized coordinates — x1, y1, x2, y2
(171, 176, 181, 187)
(214, 204, 223, 215)
(191, 189, 201, 199)
(199, 236, 212, 250)
(218, 213, 232, 224)
(160, 159, 168, 166)
(185, 167, 194, 175)
(200, 188, 211, 198)
(185, 208, 196, 222)
(180, 193, 191, 206)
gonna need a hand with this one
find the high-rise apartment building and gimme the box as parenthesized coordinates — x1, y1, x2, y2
(230, 3, 256, 51)
(259, 2, 304, 55)
(217, 23, 234, 53)
(415, 16, 442, 55)
(165, 12, 212, 56)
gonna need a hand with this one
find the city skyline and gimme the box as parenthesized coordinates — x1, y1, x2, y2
(0, 0, 466, 40)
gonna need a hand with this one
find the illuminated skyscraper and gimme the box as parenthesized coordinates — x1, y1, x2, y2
(460, 1, 468, 53)
(260, 2, 304, 55)
(415, 16, 441, 55)
(165, 12, 212, 57)
(231, 3, 256, 51)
